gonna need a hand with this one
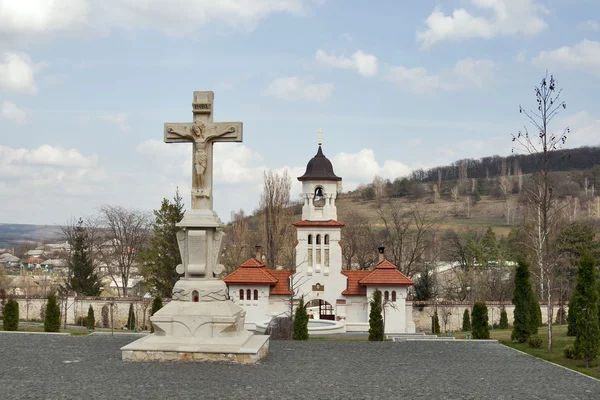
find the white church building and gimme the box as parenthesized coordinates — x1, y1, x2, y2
(224, 145, 416, 334)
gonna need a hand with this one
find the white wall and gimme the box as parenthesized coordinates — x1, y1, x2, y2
(228, 284, 272, 330)
(365, 286, 410, 333)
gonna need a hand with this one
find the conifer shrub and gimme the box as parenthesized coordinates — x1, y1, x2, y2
(150, 296, 163, 333)
(3, 298, 19, 331)
(44, 294, 61, 332)
(0, 288, 6, 317)
(432, 311, 441, 334)
(462, 309, 471, 332)
(567, 291, 580, 336)
(471, 302, 490, 339)
(563, 344, 575, 359)
(126, 303, 136, 330)
(101, 304, 109, 328)
(512, 261, 536, 342)
(368, 289, 384, 341)
(86, 305, 95, 330)
(499, 308, 509, 329)
(531, 298, 542, 328)
(292, 298, 309, 340)
(573, 254, 600, 368)
(528, 334, 542, 349)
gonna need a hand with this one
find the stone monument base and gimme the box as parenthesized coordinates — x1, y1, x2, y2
(121, 299, 269, 364)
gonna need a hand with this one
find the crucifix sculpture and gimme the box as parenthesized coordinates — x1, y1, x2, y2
(164, 91, 243, 210)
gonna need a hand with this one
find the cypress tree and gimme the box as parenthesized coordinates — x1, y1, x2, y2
(150, 296, 163, 333)
(462, 309, 471, 332)
(3, 298, 19, 331)
(432, 311, 441, 334)
(68, 219, 101, 296)
(126, 303, 136, 330)
(573, 255, 600, 367)
(512, 261, 535, 343)
(368, 289, 384, 341)
(292, 298, 309, 340)
(531, 297, 542, 329)
(44, 294, 61, 332)
(86, 305, 95, 330)
(472, 302, 490, 339)
(499, 307, 509, 329)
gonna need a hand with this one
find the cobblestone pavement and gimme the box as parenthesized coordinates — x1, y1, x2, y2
(1, 333, 598, 399)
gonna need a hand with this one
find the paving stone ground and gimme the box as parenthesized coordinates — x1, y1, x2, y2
(1, 333, 599, 400)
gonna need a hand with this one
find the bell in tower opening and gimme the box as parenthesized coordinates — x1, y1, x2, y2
(313, 186, 326, 207)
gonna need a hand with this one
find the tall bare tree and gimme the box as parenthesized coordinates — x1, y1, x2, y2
(221, 210, 253, 274)
(260, 170, 292, 269)
(377, 204, 438, 278)
(97, 206, 151, 296)
(339, 209, 377, 270)
(511, 73, 569, 353)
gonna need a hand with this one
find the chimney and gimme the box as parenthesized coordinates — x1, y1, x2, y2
(255, 245, 262, 261)
(378, 247, 385, 263)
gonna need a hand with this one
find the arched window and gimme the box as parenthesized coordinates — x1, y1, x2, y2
(192, 290, 199, 303)
(316, 234, 321, 245)
(324, 234, 329, 245)
(239, 289, 244, 300)
(308, 234, 312, 244)
(247, 289, 251, 300)
(392, 291, 397, 302)
(313, 186, 325, 207)
(254, 289, 258, 300)
(384, 291, 389, 301)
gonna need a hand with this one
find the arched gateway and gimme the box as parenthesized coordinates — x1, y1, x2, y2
(224, 144, 416, 334)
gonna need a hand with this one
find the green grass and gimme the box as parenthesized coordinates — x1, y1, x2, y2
(445, 325, 600, 380)
(0, 325, 90, 335)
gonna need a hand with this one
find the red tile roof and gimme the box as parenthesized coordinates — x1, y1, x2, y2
(293, 219, 345, 227)
(341, 270, 370, 296)
(223, 258, 293, 295)
(269, 270, 293, 295)
(23, 257, 44, 264)
(359, 259, 414, 286)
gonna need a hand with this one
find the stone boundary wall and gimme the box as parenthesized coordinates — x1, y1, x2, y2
(411, 301, 569, 333)
(8, 296, 170, 329)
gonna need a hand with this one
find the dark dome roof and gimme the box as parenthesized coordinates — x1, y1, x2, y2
(298, 145, 342, 182)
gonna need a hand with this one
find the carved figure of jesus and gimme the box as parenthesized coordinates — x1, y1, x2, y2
(167, 123, 236, 190)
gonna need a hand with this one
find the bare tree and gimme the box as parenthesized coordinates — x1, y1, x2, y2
(377, 204, 439, 278)
(220, 210, 252, 274)
(339, 210, 377, 270)
(260, 170, 292, 269)
(97, 206, 151, 296)
(511, 73, 569, 353)
(372, 175, 388, 207)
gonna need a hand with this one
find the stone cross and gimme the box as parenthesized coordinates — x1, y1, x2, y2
(164, 91, 243, 210)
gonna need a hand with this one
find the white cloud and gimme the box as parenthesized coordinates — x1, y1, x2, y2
(0, 52, 45, 95)
(315, 49, 378, 77)
(332, 149, 411, 186)
(417, 0, 547, 48)
(386, 58, 495, 94)
(0, 0, 316, 44)
(557, 112, 600, 149)
(264, 76, 333, 102)
(577, 20, 600, 31)
(533, 40, 600, 78)
(0, 101, 26, 124)
(99, 113, 131, 132)
(516, 50, 527, 63)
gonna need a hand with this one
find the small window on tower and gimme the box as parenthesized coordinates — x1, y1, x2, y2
(384, 291, 389, 301)
(316, 234, 321, 245)
(247, 289, 251, 300)
(324, 234, 329, 245)
(240, 289, 244, 300)
(254, 289, 258, 300)
(308, 234, 313, 244)
(392, 291, 397, 302)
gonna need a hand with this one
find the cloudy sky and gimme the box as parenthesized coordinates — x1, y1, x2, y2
(1, 0, 599, 225)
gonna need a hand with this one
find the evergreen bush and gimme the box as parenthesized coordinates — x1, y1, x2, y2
(567, 291, 580, 336)
(512, 261, 536, 343)
(86, 305, 95, 330)
(432, 311, 441, 334)
(0, 288, 6, 317)
(528, 334, 542, 349)
(44, 294, 61, 332)
(101, 304, 109, 328)
(573, 254, 600, 368)
(292, 298, 309, 340)
(471, 302, 490, 339)
(368, 289, 384, 341)
(462, 309, 471, 332)
(499, 308, 509, 329)
(3, 298, 19, 331)
(563, 344, 575, 359)
(531, 298, 542, 328)
(150, 296, 163, 333)
(126, 303, 136, 330)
